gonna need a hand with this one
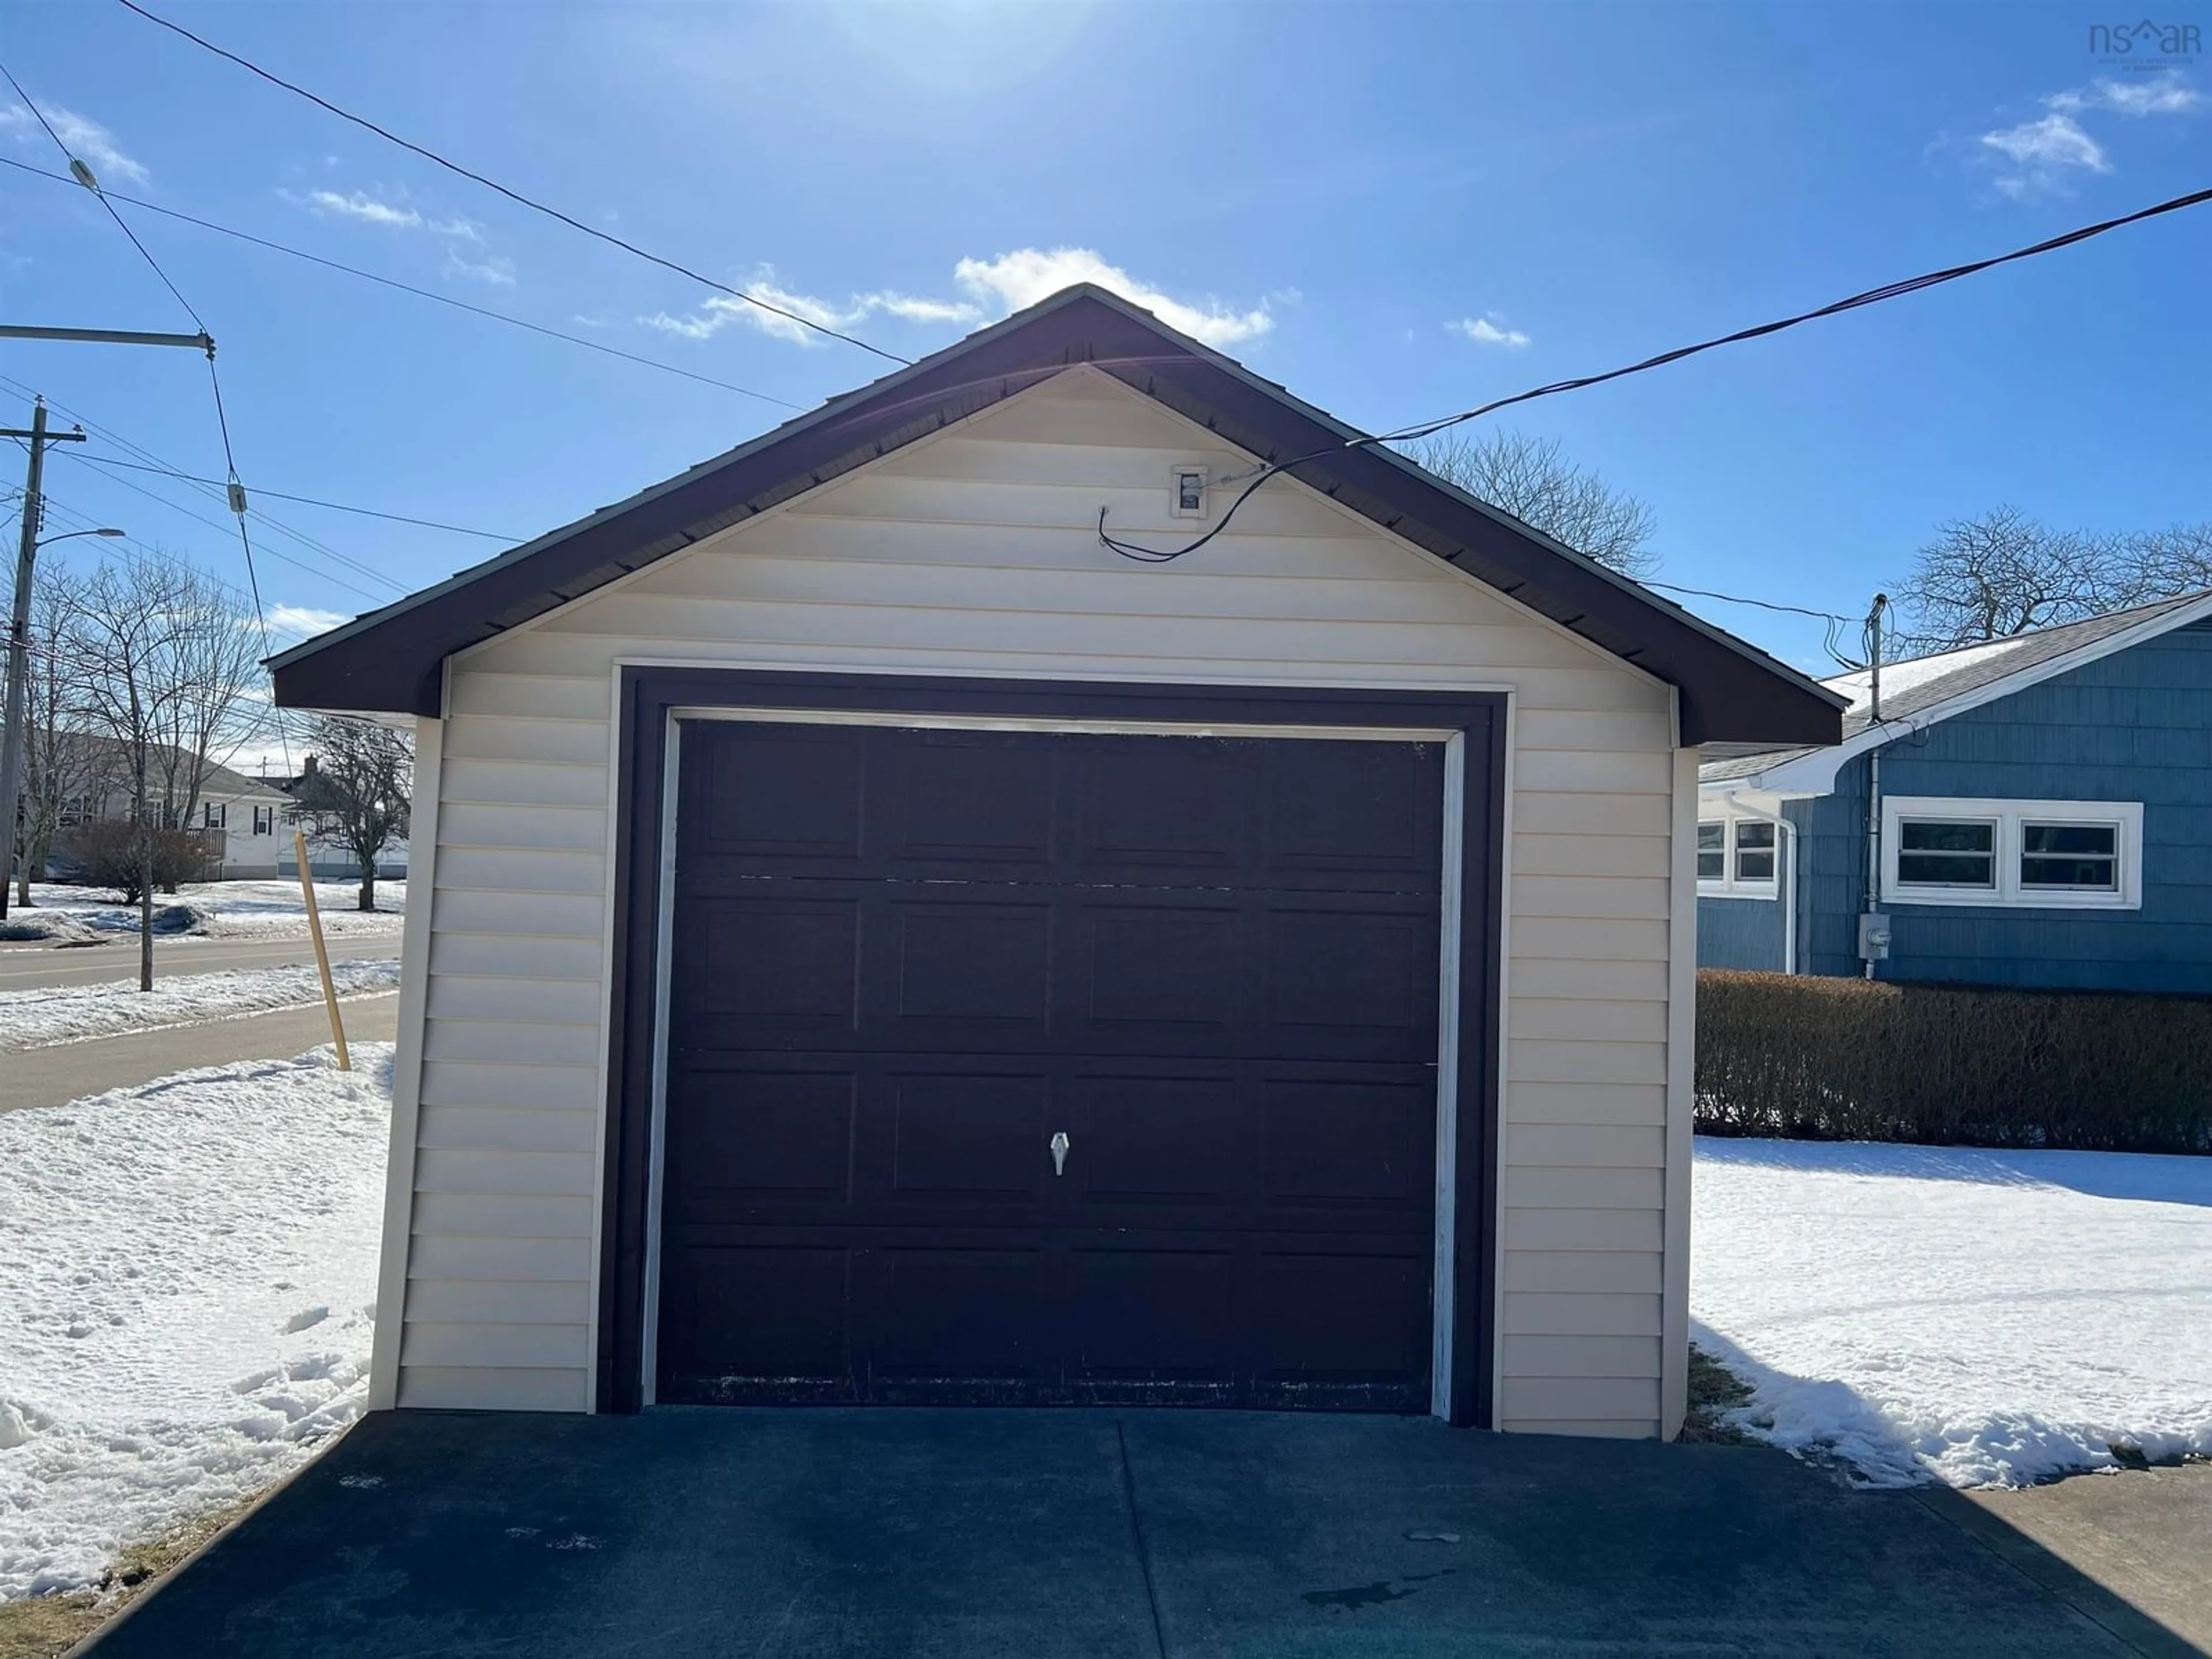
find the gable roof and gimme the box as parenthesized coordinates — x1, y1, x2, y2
(268, 285, 1844, 746)
(63, 736, 292, 803)
(1701, 589, 2212, 793)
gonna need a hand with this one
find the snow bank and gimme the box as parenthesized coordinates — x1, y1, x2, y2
(1694, 1137, 2212, 1488)
(16, 880, 407, 942)
(0, 1046, 392, 1599)
(0, 958, 403, 1051)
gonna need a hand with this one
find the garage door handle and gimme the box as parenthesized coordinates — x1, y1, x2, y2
(1050, 1131, 1070, 1176)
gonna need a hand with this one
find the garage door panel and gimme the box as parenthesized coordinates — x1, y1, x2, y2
(886, 1071, 1050, 1199)
(892, 731, 1056, 865)
(1065, 1072, 1246, 1209)
(666, 1065, 857, 1214)
(685, 897, 859, 1025)
(1266, 909, 1439, 1042)
(1067, 1244, 1244, 1384)
(1077, 740, 1250, 873)
(1255, 1248, 1433, 1391)
(889, 900, 1054, 1025)
(862, 1245, 1054, 1387)
(1263, 739, 1442, 876)
(1262, 1075, 1433, 1211)
(661, 1243, 850, 1401)
(696, 723, 866, 862)
(1081, 904, 1243, 1027)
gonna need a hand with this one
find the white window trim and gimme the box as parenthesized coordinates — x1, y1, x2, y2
(1881, 796, 2142, 911)
(1696, 813, 1781, 900)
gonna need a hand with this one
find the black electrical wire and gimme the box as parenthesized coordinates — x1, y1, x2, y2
(0, 157, 806, 411)
(1096, 180, 2212, 565)
(1641, 582, 1851, 623)
(0, 373, 412, 596)
(0, 63, 297, 766)
(116, 0, 915, 366)
(63, 452, 518, 540)
(0, 60, 211, 332)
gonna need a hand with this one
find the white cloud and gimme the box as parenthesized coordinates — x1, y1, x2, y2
(639, 274, 982, 346)
(2046, 73, 2203, 117)
(0, 101, 149, 186)
(284, 188, 482, 240)
(1979, 112, 2111, 197)
(1448, 313, 1531, 349)
(643, 251, 1275, 352)
(951, 249, 1272, 346)
(444, 249, 516, 287)
(265, 604, 349, 638)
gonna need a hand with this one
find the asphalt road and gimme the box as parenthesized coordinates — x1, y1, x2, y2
(0, 932, 403, 992)
(2, 992, 402, 1113)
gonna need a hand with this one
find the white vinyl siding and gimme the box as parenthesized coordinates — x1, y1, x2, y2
(408, 369, 1685, 1431)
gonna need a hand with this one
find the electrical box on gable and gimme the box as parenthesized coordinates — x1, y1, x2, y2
(1170, 465, 1209, 520)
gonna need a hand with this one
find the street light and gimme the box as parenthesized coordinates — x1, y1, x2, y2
(39, 527, 126, 546)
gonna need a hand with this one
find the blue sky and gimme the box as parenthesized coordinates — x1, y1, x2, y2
(2, 1, 2206, 679)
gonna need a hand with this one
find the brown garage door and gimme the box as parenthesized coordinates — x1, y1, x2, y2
(657, 719, 1446, 1408)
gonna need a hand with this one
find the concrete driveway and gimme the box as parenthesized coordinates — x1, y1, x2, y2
(84, 1410, 2191, 1658)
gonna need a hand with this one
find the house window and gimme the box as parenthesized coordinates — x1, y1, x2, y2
(253, 804, 276, 836)
(2020, 821, 2118, 892)
(59, 796, 89, 827)
(1895, 818, 1996, 891)
(1697, 815, 1781, 899)
(202, 802, 227, 831)
(1733, 821, 1776, 884)
(1696, 822, 1725, 882)
(1881, 797, 2142, 910)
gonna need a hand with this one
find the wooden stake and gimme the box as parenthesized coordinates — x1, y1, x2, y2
(294, 828, 350, 1071)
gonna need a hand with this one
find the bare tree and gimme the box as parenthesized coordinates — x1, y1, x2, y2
(58, 553, 270, 988)
(288, 717, 411, 912)
(12, 568, 118, 906)
(1892, 507, 2212, 653)
(1409, 429, 1658, 577)
(2119, 522, 2212, 600)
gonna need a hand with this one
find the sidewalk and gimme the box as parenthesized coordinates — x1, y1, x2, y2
(1, 994, 400, 1113)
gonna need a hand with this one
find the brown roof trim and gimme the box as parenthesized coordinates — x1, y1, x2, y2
(270, 285, 1844, 746)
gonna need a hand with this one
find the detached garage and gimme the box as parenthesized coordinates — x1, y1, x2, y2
(271, 285, 1842, 1437)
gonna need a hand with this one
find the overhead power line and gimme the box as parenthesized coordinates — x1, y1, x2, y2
(117, 0, 915, 366)
(0, 157, 805, 410)
(64, 452, 518, 541)
(1642, 582, 1851, 623)
(0, 373, 410, 596)
(0, 60, 207, 332)
(0, 59, 293, 759)
(45, 457, 392, 604)
(1097, 180, 2212, 566)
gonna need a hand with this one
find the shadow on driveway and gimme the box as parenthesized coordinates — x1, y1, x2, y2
(83, 1408, 2195, 1657)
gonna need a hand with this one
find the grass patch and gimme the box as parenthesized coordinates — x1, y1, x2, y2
(1679, 1343, 1758, 1445)
(0, 1497, 254, 1659)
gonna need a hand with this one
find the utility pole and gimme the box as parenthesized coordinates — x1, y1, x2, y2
(1859, 593, 1889, 981)
(0, 399, 88, 920)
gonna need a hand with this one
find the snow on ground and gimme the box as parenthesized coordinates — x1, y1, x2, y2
(12, 880, 407, 942)
(1694, 1137, 2212, 1489)
(0, 1046, 392, 1599)
(0, 958, 403, 1051)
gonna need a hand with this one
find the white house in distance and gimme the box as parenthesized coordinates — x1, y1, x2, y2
(270, 287, 1842, 1438)
(51, 747, 407, 881)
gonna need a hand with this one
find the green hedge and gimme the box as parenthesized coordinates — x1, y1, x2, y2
(1695, 970, 2212, 1154)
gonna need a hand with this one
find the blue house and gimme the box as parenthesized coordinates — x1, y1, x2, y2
(1696, 592, 2212, 992)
